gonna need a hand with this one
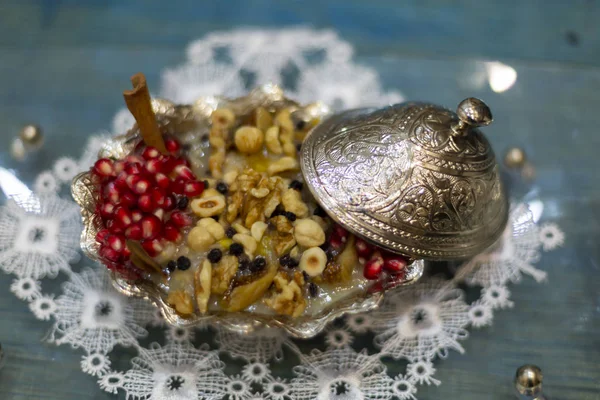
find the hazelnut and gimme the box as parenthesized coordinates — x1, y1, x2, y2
(191, 195, 226, 218)
(299, 247, 327, 277)
(234, 126, 264, 154)
(187, 226, 215, 251)
(294, 219, 326, 247)
(211, 108, 235, 129)
(197, 218, 225, 241)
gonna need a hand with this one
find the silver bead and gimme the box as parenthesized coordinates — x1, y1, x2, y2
(451, 97, 493, 136)
(19, 124, 44, 149)
(515, 364, 546, 399)
(504, 147, 527, 168)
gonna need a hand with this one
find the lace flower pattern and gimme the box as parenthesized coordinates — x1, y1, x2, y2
(0, 194, 80, 279)
(47, 267, 150, 354)
(122, 342, 227, 400)
(0, 29, 566, 400)
(371, 279, 470, 361)
(291, 348, 393, 400)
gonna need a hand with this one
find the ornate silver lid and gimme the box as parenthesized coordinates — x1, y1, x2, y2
(301, 98, 508, 260)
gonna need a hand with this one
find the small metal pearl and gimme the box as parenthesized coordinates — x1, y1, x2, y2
(19, 124, 44, 149)
(504, 147, 527, 168)
(515, 364, 544, 399)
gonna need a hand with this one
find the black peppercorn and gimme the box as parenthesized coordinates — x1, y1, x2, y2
(229, 243, 244, 256)
(166, 260, 177, 272)
(284, 211, 297, 222)
(225, 227, 236, 238)
(207, 248, 222, 264)
(251, 256, 266, 272)
(177, 196, 189, 210)
(176, 256, 191, 271)
(289, 180, 303, 191)
(308, 282, 319, 297)
(216, 182, 229, 195)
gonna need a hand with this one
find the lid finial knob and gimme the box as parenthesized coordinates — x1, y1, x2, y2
(451, 97, 493, 136)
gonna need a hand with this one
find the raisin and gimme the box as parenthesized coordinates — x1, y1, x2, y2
(166, 260, 177, 272)
(289, 180, 303, 191)
(229, 243, 244, 256)
(176, 256, 191, 271)
(308, 282, 319, 297)
(177, 196, 189, 210)
(251, 256, 266, 272)
(284, 211, 297, 222)
(216, 182, 228, 195)
(225, 227, 236, 238)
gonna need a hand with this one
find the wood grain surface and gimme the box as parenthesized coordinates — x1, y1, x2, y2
(0, 1, 598, 399)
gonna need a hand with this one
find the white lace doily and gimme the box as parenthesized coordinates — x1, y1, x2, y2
(0, 28, 564, 400)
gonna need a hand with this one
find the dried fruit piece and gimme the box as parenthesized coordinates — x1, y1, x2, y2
(211, 255, 239, 295)
(250, 221, 268, 242)
(299, 247, 327, 277)
(336, 235, 357, 282)
(194, 259, 212, 314)
(223, 262, 278, 312)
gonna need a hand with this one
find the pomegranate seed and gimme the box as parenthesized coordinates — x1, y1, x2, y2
(100, 203, 116, 219)
(329, 235, 344, 250)
(95, 229, 111, 244)
(105, 219, 123, 234)
(145, 158, 164, 174)
(120, 191, 137, 208)
(383, 255, 407, 273)
(152, 189, 166, 207)
(165, 137, 180, 153)
(107, 234, 126, 252)
(142, 146, 161, 160)
(115, 207, 133, 228)
(363, 252, 384, 280)
(163, 222, 182, 242)
(137, 194, 154, 212)
(173, 165, 196, 181)
(170, 210, 193, 227)
(170, 178, 186, 194)
(122, 246, 131, 259)
(161, 155, 177, 174)
(155, 173, 170, 189)
(114, 171, 129, 190)
(93, 158, 115, 177)
(183, 181, 205, 197)
(125, 174, 141, 191)
(100, 245, 121, 262)
(133, 178, 151, 195)
(131, 210, 143, 222)
(125, 155, 144, 165)
(163, 194, 176, 211)
(141, 215, 162, 239)
(141, 238, 163, 256)
(153, 208, 165, 221)
(333, 225, 348, 242)
(125, 162, 143, 175)
(103, 182, 121, 204)
(114, 160, 126, 174)
(124, 223, 143, 240)
(355, 238, 374, 258)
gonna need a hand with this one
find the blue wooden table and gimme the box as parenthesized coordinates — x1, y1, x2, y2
(0, 1, 598, 399)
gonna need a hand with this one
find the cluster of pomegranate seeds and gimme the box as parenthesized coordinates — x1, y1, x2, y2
(92, 137, 204, 275)
(354, 237, 408, 280)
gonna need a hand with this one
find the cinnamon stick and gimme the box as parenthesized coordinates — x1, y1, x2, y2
(123, 73, 167, 154)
